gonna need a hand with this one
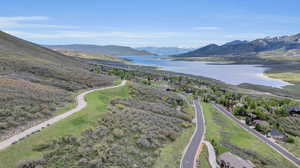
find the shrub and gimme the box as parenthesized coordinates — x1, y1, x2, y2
(286, 137, 295, 143)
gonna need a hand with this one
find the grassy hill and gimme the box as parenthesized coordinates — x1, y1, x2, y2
(53, 49, 129, 63)
(0, 31, 114, 140)
(45, 44, 156, 56)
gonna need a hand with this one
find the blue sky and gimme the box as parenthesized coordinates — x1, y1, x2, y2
(1, 0, 299, 47)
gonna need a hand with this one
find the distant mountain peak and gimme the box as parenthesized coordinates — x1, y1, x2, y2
(224, 40, 248, 46)
(173, 33, 300, 58)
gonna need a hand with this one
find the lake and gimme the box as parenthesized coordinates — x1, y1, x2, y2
(121, 55, 291, 88)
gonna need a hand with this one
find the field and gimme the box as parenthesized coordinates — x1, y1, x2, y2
(265, 68, 300, 98)
(55, 49, 129, 64)
(202, 103, 297, 168)
(280, 135, 300, 158)
(0, 83, 129, 168)
(266, 72, 300, 84)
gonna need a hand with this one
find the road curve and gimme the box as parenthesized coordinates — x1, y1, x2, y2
(214, 104, 300, 167)
(0, 80, 127, 150)
(180, 99, 205, 168)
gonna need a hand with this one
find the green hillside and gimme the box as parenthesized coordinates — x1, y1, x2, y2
(0, 31, 114, 141)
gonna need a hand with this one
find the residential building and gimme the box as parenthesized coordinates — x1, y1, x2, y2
(218, 152, 256, 168)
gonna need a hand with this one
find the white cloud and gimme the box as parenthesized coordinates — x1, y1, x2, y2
(0, 16, 78, 29)
(5, 30, 181, 39)
(193, 26, 221, 30)
(223, 33, 271, 39)
(0, 16, 49, 22)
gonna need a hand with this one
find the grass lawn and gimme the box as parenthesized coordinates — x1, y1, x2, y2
(0, 83, 129, 168)
(197, 144, 211, 168)
(266, 71, 300, 84)
(280, 135, 300, 158)
(202, 103, 297, 168)
(265, 71, 300, 99)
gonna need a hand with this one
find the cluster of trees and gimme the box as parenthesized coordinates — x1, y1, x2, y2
(209, 88, 300, 139)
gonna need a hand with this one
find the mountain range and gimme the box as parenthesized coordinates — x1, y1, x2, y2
(45, 44, 155, 56)
(136, 47, 195, 55)
(174, 33, 300, 58)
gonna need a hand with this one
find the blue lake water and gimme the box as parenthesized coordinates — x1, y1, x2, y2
(121, 55, 291, 88)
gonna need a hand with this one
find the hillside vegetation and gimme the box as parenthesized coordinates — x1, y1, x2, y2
(0, 31, 114, 140)
(17, 83, 194, 168)
(0, 82, 129, 168)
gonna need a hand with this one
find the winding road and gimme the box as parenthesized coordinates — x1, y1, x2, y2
(214, 104, 300, 167)
(180, 98, 205, 168)
(0, 80, 127, 150)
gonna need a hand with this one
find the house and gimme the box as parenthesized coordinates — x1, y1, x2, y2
(199, 84, 208, 89)
(253, 120, 268, 126)
(269, 128, 285, 140)
(184, 88, 193, 94)
(287, 106, 300, 116)
(235, 103, 244, 108)
(218, 152, 256, 168)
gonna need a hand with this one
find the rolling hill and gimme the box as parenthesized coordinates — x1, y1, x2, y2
(45, 44, 156, 56)
(136, 47, 195, 55)
(0, 31, 114, 140)
(52, 49, 130, 63)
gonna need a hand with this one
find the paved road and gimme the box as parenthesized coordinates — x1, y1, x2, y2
(214, 104, 300, 167)
(180, 99, 205, 168)
(0, 80, 126, 150)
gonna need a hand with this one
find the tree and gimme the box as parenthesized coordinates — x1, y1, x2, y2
(287, 137, 295, 143)
(234, 106, 247, 116)
(255, 121, 270, 134)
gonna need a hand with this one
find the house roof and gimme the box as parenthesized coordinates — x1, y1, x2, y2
(270, 128, 284, 137)
(253, 120, 269, 126)
(218, 152, 255, 168)
(287, 106, 300, 113)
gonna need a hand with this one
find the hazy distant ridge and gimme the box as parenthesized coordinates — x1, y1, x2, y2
(136, 47, 195, 55)
(45, 44, 156, 56)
